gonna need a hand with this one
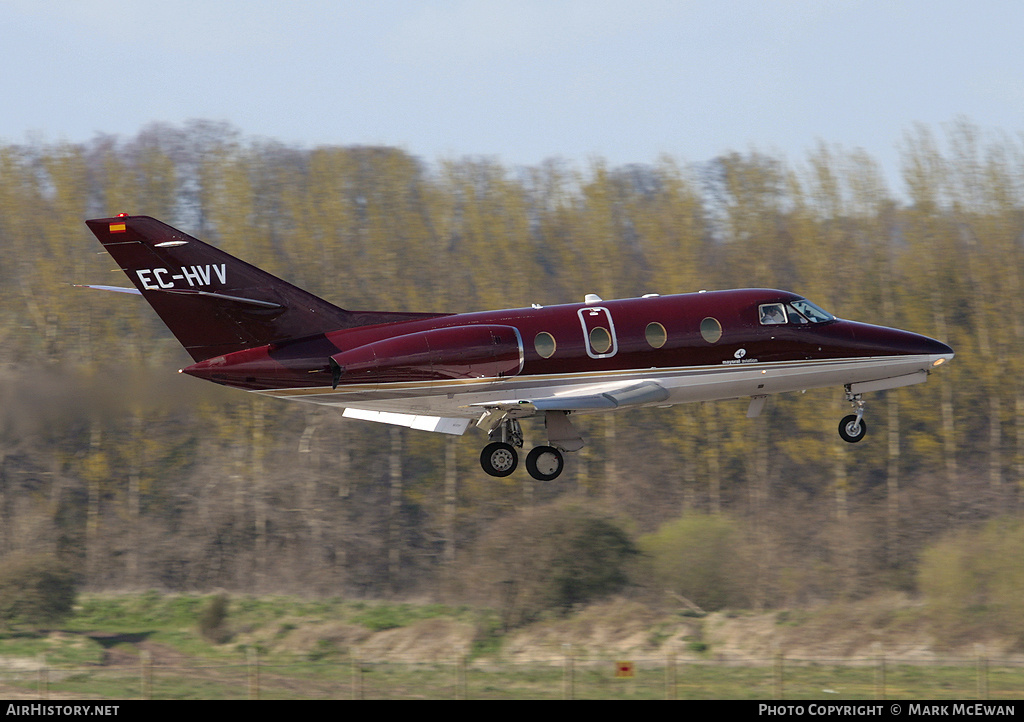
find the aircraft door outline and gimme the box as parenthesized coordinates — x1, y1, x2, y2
(577, 306, 618, 359)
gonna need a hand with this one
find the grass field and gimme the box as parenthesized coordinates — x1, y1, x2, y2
(0, 593, 1021, 700)
(7, 658, 1024, 700)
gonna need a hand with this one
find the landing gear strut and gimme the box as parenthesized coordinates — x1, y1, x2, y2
(480, 417, 523, 477)
(478, 412, 579, 480)
(838, 388, 867, 443)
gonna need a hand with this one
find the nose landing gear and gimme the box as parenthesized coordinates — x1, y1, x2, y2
(838, 389, 867, 443)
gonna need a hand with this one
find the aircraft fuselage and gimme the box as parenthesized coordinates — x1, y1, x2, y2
(181, 288, 952, 422)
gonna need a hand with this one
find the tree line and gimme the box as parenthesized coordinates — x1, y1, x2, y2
(0, 118, 1020, 610)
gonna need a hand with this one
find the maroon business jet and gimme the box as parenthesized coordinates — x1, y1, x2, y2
(82, 215, 953, 481)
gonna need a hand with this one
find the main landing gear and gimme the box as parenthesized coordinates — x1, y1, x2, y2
(479, 413, 578, 481)
(480, 441, 520, 477)
(838, 388, 867, 443)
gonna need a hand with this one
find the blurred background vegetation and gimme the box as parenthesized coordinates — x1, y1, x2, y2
(0, 119, 1021, 636)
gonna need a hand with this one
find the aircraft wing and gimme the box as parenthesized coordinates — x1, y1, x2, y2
(471, 380, 670, 414)
(340, 381, 670, 438)
(530, 380, 670, 410)
(465, 380, 669, 451)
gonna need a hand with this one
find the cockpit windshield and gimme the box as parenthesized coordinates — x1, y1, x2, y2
(791, 299, 834, 323)
(759, 298, 835, 326)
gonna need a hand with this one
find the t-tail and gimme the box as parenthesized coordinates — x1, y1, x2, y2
(84, 215, 443, 361)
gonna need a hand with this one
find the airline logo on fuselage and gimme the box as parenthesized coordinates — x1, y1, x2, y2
(722, 348, 759, 365)
(136, 265, 226, 290)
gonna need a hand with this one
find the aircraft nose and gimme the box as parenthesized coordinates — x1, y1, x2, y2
(925, 336, 954, 367)
(839, 321, 954, 365)
(891, 328, 953, 357)
(888, 328, 954, 366)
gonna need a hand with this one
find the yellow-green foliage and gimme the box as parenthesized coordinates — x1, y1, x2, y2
(0, 120, 1020, 602)
(638, 514, 751, 611)
(918, 516, 1024, 647)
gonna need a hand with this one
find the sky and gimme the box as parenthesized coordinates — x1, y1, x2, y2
(2, 0, 1023, 189)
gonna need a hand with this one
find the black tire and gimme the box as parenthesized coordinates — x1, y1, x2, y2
(838, 414, 867, 443)
(525, 445, 564, 481)
(481, 442, 518, 477)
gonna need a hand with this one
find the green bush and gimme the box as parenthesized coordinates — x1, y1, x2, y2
(351, 604, 409, 631)
(0, 553, 77, 630)
(471, 501, 638, 628)
(638, 513, 751, 611)
(198, 593, 232, 644)
(918, 515, 1024, 648)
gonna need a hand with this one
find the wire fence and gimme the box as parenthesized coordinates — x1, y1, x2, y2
(3, 652, 1023, 700)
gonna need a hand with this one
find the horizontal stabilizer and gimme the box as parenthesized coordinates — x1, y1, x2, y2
(73, 284, 143, 295)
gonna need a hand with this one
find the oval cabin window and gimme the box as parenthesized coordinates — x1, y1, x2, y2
(534, 332, 557, 359)
(645, 322, 667, 349)
(700, 317, 722, 344)
(589, 326, 612, 354)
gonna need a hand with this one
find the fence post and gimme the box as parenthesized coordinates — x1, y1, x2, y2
(453, 656, 467, 700)
(140, 649, 152, 700)
(976, 644, 988, 700)
(36, 655, 47, 700)
(874, 643, 886, 700)
(562, 644, 574, 700)
(773, 649, 784, 700)
(351, 656, 363, 700)
(247, 646, 259, 700)
(665, 650, 676, 700)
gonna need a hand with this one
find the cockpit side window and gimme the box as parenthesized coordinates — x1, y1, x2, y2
(759, 303, 787, 325)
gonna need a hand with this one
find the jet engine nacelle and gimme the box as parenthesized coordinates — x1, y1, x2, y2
(329, 324, 524, 386)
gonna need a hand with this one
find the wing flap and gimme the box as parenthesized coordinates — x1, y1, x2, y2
(342, 408, 471, 435)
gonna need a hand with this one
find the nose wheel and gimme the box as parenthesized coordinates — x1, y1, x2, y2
(838, 389, 867, 443)
(838, 414, 867, 443)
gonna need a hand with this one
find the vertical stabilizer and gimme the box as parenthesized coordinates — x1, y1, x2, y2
(85, 215, 442, 361)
